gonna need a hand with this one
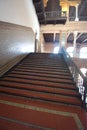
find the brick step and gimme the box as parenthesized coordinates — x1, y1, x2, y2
(24, 57, 64, 62)
(0, 81, 80, 98)
(26, 56, 63, 60)
(6, 71, 72, 80)
(24, 57, 64, 60)
(18, 63, 68, 70)
(20, 57, 66, 63)
(1, 77, 76, 90)
(0, 87, 82, 107)
(19, 62, 66, 68)
(22, 59, 65, 63)
(19, 63, 67, 68)
(26, 53, 63, 59)
(13, 68, 71, 76)
(6, 73, 74, 84)
(10, 70, 71, 77)
(16, 66, 69, 73)
(23, 59, 64, 63)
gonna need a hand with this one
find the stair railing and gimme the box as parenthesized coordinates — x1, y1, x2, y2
(61, 47, 87, 109)
(45, 11, 67, 20)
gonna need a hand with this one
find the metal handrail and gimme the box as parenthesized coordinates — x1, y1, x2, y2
(69, 16, 87, 21)
(61, 47, 87, 109)
(45, 11, 87, 21)
(45, 11, 67, 20)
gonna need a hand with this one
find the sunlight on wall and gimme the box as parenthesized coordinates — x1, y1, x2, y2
(66, 47, 74, 57)
(80, 47, 87, 59)
(53, 46, 59, 54)
(20, 44, 34, 53)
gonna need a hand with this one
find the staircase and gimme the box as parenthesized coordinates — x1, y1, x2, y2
(0, 53, 82, 107)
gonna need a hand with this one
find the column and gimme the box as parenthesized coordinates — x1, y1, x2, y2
(35, 32, 42, 53)
(40, 32, 45, 52)
(53, 33, 56, 42)
(59, 31, 67, 52)
(34, 32, 38, 52)
(73, 31, 78, 57)
(38, 40, 41, 52)
(66, 5, 69, 22)
(75, 4, 79, 21)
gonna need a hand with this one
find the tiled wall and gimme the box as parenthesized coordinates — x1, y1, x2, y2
(0, 21, 35, 76)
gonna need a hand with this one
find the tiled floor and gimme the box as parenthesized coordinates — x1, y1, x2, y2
(0, 95, 87, 130)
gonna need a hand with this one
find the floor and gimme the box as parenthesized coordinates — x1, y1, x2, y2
(0, 94, 87, 130)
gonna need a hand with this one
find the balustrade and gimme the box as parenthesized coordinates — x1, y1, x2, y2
(45, 11, 67, 20)
(61, 47, 87, 109)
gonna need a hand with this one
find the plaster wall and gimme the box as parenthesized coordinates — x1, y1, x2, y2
(0, 0, 40, 39)
(0, 0, 40, 76)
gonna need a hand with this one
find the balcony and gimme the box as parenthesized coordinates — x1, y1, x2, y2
(39, 11, 67, 24)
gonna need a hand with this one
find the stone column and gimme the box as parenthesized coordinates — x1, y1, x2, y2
(40, 32, 45, 52)
(59, 31, 67, 52)
(75, 4, 79, 21)
(66, 5, 69, 22)
(73, 31, 78, 57)
(34, 32, 38, 52)
(38, 40, 41, 52)
(35, 32, 43, 53)
(53, 33, 56, 42)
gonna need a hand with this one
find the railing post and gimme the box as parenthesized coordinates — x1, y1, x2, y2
(61, 47, 87, 110)
(83, 78, 87, 109)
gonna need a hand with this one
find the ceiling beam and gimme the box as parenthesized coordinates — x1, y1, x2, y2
(81, 38, 87, 43)
(76, 33, 83, 40)
(41, 21, 87, 33)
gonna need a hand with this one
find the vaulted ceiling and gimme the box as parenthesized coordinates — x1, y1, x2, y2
(33, 0, 87, 45)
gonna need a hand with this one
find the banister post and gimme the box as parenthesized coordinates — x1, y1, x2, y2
(83, 77, 87, 109)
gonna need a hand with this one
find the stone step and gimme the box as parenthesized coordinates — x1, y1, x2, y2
(0, 87, 82, 107)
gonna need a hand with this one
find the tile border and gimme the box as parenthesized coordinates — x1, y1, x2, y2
(0, 100, 84, 130)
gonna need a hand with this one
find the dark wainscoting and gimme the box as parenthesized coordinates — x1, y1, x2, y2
(0, 21, 35, 76)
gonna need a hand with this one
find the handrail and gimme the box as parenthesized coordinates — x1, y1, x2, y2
(69, 16, 87, 21)
(45, 11, 67, 20)
(45, 11, 87, 21)
(61, 47, 87, 109)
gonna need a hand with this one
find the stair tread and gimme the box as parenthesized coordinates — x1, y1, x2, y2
(1, 77, 76, 89)
(6, 74, 74, 84)
(13, 68, 70, 75)
(7, 71, 72, 80)
(0, 53, 82, 107)
(18, 63, 67, 67)
(0, 81, 80, 97)
(0, 87, 81, 106)
(16, 66, 69, 73)
(18, 64, 68, 69)
(11, 69, 71, 76)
